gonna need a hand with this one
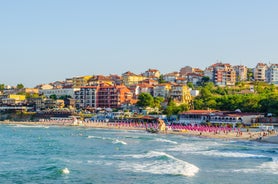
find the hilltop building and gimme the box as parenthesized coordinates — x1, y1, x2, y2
(170, 84, 192, 104)
(205, 63, 236, 86)
(253, 63, 268, 82)
(122, 71, 146, 87)
(233, 65, 248, 82)
(266, 64, 278, 85)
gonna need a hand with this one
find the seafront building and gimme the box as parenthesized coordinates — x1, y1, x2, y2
(178, 110, 264, 127)
(2, 61, 278, 114)
(74, 86, 97, 109)
(74, 83, 134, 109)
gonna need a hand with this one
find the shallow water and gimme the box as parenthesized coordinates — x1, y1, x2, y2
(0, 124, 277, 184)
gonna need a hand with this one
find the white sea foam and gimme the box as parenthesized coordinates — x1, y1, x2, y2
(155, 138, 177, 144)
(197, 150, 266, 158)
(258, 158, 278, 174)
(61, 167, 70, 174)
(112, 139, 127, 145)
(119, 151, 199, 177)
(14, 124, 49, 128)
(168, 141, 224, 153)
(88, 135, 127, 145)
(217, 157, 278, 175)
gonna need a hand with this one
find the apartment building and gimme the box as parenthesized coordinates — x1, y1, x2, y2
(97, 83, 133, 108)
(266, 64, 278, 85)
(253, 63, 268, 82)
(74, 86, 97, 109)
(142, 69, 160, 78)
(163, 72, 180, 83)
(72, 75, 92, 88)
(207, 63, 236, 86)
(169, 84, 192, 104)
(233, 65, 248, 82)
(122, 71, 146, 87)
(153, 83, 171, 99)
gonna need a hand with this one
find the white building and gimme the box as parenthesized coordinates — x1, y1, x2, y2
(253, 63, 268, 82)
(266, 64, 278, 85)
(40, 88, 79, 98)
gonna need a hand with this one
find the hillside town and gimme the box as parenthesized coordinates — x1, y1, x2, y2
(1, 62, 278, 127)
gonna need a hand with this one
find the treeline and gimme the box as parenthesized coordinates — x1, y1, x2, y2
(136, 81, 278, 117)
(193, 82, 278, 115)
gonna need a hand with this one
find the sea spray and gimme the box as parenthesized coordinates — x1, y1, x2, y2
(61, 168, 70, 174)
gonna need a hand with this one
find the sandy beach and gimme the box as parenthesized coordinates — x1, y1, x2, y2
(1, 120, 277, 143)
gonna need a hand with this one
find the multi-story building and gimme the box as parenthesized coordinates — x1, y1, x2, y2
(142, 69, 160, 79)
(74, 86, 97, 109)
(208, 63, 236, 86)
(233, 65, 248, 82)
(253, 63, 268, 82)
(203, 67, 214, 81)
(180, 66, 203, 77)
(109, 74, 123, 85)
(27, 97, 44, 111)
(97, 83, 133, 108)
(136, 83, 154, 96)
(169, 84, 192, 104)
(1, 94, 26, 105)
(88, 75, 113, 86)
(266, 64, 278, 85)
(153, 83, 171, 99)
(122, 71, 146, 87)
(186, 73, 203, 85)
(163, 72, 180, 83)
(180, 66, 193, 76)
(64, 78, 73, 88)
(72, 75, 92, 88)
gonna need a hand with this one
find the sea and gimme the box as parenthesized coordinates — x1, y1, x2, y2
(0, 124, 277, 184)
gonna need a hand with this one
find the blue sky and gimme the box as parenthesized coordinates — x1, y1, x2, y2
(1, 0, 278, 87)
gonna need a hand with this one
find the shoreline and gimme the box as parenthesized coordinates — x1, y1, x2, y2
(1, 120, 277, 143)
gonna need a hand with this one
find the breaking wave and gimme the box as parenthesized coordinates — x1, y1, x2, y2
(119, 151, 199, 177)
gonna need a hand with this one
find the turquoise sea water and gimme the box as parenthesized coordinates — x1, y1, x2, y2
(0, 124, 277, 184)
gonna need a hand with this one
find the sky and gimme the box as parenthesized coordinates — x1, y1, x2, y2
(1, 0, 278, 87)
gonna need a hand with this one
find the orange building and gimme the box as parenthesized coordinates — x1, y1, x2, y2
(97, 83, 134, 108)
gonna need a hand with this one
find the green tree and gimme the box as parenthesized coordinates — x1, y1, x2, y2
(136, 93, 154, 108)
(0, 84, 5, 90)
(26, 93, 40, 99)
(59, 95, 72, 100)
(49, 94, 57, 100)
(153, 96, 164, 109)
(16, 83, 24, 89)
(247, 68, 253, 81)
(187, 82, 194, 89)
(158, 75, 166, 83)
(163, 100, 189, 117)
(197, 76, 210, 86)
